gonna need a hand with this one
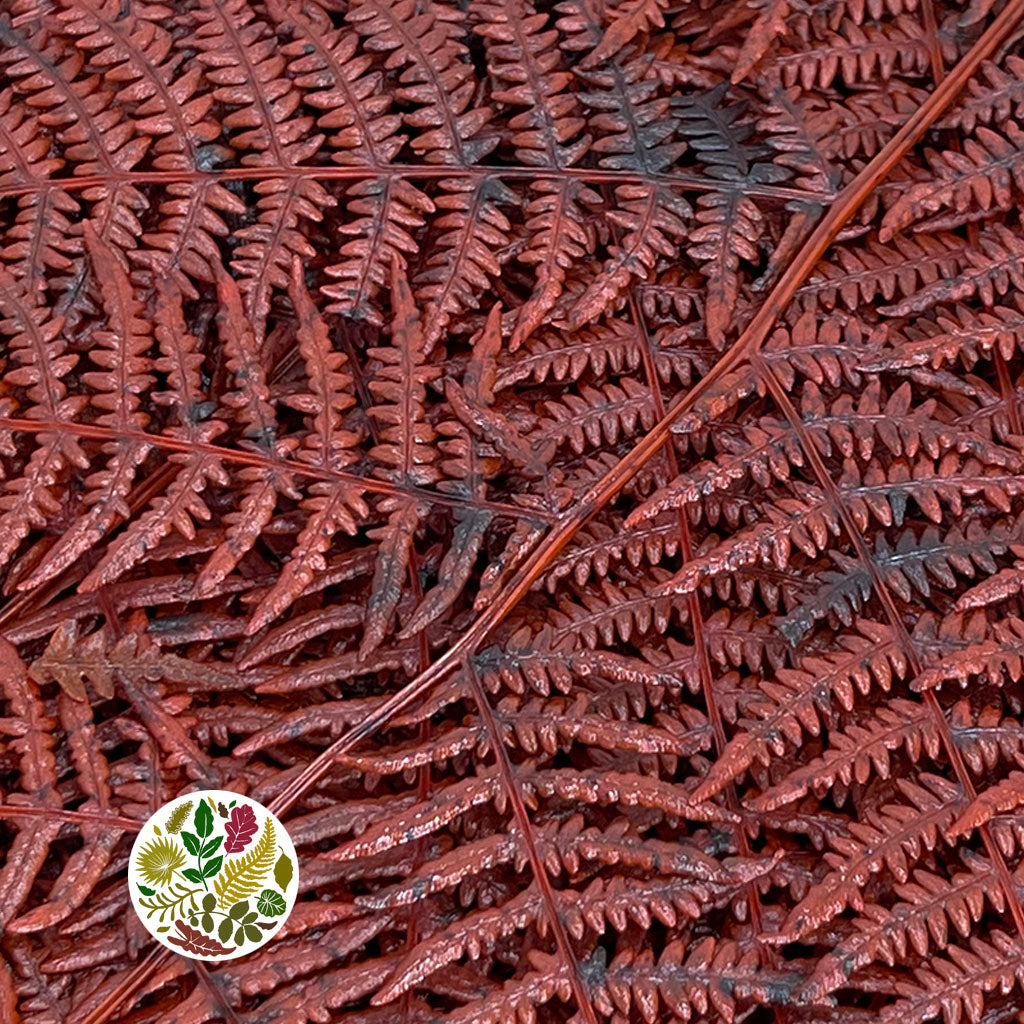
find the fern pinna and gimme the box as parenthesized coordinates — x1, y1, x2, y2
(5, 0, 1024, 1022)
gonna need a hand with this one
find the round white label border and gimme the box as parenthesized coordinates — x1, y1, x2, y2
(129, 791, 298, 961)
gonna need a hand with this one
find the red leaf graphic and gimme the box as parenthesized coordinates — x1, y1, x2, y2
(168, 921, 235, 957)
(223, 804, 258, 853)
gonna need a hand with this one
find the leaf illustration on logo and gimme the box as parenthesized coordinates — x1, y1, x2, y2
(256, 889, 287, 917)
(164, 800, 192, 835)
(194, 799, 214, 839)
(167, 920, 235, 957)
(213, 819, 276, 908)
(202, 855, 223, 879)
(137, 882, 203, 923)
(137, 837, 187, 887)
(224, 804, 258, 853)
(274, 851, 293, 890)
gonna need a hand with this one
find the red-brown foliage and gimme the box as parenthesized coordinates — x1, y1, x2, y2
(2, 0, 1024, 1023)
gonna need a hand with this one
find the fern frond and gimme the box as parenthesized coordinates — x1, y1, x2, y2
(674, 84, 785, 343)
(193, 0, 329, 341)
(693, 620, 904, 801)
(347, 0, 500, 349)
(0, 18, 148, 293)
(801, 853, 1001, 1000)
(869, 931, 1024, 1024)
(770, 16, 949, 90)
(28, 223, 153, 586)
(882, 121, 1024, 238)
(448, 939, 802, 1024)
(213, 817, 277, 908)
(246, 263, 366, 633)
(414, 176, 515, 353)
(796, 231, 968, 312)
(911, 616, 1024, 692)
(0, 89, 78, 303)
(75, 280, 228, 589)
(0, 640, 60, 928)
(752, 697, 936, 811)
(945, 55, 1024, 133)
(0, 269, 86, 568)
(881, 224, 1024, 316)
(868, 298, 1024, 371)
(569, 55, 689, 326)
(777, 774, 961, 942)
(532, 377, 658, 455)
(646, 453, 1024, 598)
(777, 518, 1020, 644)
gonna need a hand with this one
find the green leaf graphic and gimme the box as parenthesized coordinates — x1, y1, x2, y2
(137, 882, 202, 923)
(274, 851, 293, 890)
(257, 889, 287, 917)
(195, 800, 214, 838)
(202, 855, 223, 879)
(180, 831, 200, 856)
(182, 868, 203, 884)
(200, 836, 223, 858)
(137, 884, 156, 896)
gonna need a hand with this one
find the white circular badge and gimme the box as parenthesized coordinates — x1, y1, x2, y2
(129, 791, 298, 960)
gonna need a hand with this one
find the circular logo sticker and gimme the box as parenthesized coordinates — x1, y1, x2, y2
(129, 791, 298, 961)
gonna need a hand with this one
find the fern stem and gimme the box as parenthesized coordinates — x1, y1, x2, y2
(72, 946, 174, 1024)
(753, 352, 1024, 943)
(268, 0, 1024, 820)
(917, 0, 1024, 440)
(625, 285, 788, 1019)
(0, 804, 141, 831)
(464, 660, 601, 1024)
(190, 961, 244, 1024)
(0, 417, 552, 524)
(0, 164, 830, 204)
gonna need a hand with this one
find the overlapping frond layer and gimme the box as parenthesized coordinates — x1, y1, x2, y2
(3, 2, 1024, 1024)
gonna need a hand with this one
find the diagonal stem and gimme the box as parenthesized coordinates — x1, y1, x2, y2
(191, 961, 244, 1024)
(266, 0, 1024, 820)
(0, 804, 141, 831)
(0, 163, 828, 204)
(72, 947, 173, 1024)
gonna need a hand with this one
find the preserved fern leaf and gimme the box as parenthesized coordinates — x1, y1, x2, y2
(3, 3, 1024, 1023)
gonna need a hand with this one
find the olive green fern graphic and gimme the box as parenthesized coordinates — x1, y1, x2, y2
(213, 818, 276, 908)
